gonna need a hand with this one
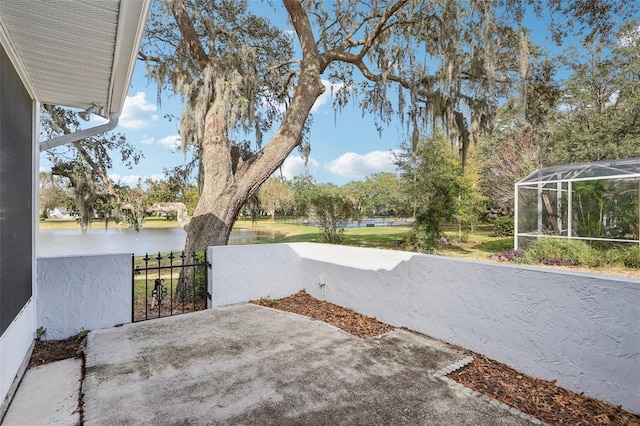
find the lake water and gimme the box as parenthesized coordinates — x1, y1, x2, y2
(38, 227, 278, 257)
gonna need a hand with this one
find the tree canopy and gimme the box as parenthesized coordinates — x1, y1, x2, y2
(41, 105, 143, 229)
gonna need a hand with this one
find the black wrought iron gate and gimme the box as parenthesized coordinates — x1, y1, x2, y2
(132, 251, 210, 322)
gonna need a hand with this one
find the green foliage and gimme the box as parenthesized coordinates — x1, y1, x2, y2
(516, 238, 640, 269)
(473, 237, 514, 254)
(310, 194, 353, 244)
(493, 216, 515, 236)
(342, 173, 407, 221)
(616, 246, 640, 269)
(365, 173, 407, 217)
(193, 252, 208, 300)
(546, 22, 640, 164)
(521, 238, 601, 267)
(36, 326, 47, 341)
(257, 177, 294, 220)
(398, 133, 466, 251)
(456, 151, 487, 232)
(117, 185, 147, 232)
(77, 329, 91, 339)
(341, 180, 370, 224)
(39, 171, 74, 219)
(405, 224, 439, 253)
(41, 105, 143, 230)
(259, 298, 279, 307)
(290, 176, 322, 218)
(571, 179, 638, 240)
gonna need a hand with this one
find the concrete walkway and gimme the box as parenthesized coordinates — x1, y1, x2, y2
(2, 357, 82, 426)
(83, 304, 541, 425)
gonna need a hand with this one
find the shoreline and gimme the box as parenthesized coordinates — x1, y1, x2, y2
(38, 218, 297, 236)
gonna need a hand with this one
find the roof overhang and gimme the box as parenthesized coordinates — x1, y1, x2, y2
(0, 0, 151, 117)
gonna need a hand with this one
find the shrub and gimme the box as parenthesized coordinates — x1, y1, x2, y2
(405, 227, 438, 253)
(490, 249, 524, 262)
(619, 246, 640, 268)
(310, 194, 352, 244)
(521, 238, 601, 267)
(493, 216, 514, 236)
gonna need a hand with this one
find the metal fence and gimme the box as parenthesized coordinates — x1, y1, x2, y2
(132, 251, 210, 322)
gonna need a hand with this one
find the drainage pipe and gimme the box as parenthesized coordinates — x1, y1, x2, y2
(39, 114, 119, 152)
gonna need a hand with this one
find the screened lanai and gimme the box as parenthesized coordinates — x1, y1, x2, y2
(514, 157, 640, 250)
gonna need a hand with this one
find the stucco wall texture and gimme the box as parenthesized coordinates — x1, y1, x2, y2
(0, 300, 34, 415)
(37, 254, 131, 340)
(209, 243, 640, 414)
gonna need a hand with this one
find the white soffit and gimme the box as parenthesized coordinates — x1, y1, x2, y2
(0, 0, 150, 116)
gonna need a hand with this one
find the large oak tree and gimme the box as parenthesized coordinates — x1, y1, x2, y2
(141, 0, 636, 252)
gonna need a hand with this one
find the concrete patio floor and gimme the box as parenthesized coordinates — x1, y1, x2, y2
(80, 303, 541, 425)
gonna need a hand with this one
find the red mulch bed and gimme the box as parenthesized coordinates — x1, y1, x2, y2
(251, 290, 640, 426)
(251, 290, 394, 338)
(449, 354, 640, 426)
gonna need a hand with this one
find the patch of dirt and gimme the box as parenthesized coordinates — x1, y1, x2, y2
(251, 290, 394, 338)
(133, 299, 206, 322)
(28, 332, 87, 368)
(251, 290, 640, 426)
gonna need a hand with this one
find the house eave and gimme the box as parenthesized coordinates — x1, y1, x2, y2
(0, 0, 151, 116)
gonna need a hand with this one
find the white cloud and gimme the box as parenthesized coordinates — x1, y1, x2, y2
(110, 174, 141, 186)
(311, 80, 346, 114)
(281, 155, 319, 179)
(325, 150, 398, 179)
(140, 135, 155, 145)
(138, 133, 180, 150)
(119, 92, 159, 129)
(110, 173, 168, 187)
(157, 134, 181, 150)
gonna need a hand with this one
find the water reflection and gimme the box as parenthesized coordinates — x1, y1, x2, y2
(38, 227, 277, 257)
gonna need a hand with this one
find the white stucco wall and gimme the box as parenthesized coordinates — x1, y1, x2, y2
(37, 254, 131, 340)
(0, 299, 34, 416)
(209, 244, 302, 306)
(209, 242, 640, 414)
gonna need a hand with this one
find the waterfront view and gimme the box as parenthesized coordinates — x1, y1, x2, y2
(38, 227, 278, 257)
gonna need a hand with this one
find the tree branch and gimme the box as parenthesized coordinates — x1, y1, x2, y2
(44, 105, 114, 192)
(283, 0, 324, 67)
(168, 0, 212, 71)
(357, 0, 409, 61)
(234, 0, 326, 196)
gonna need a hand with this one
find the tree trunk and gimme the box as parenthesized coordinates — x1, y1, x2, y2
(179, 0, 327, 253)
(183, 95, 240, 253)
(183, 72, 325, 253)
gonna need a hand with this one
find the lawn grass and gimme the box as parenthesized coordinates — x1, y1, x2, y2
(437, 224, 514, 259)
(235, 219, 412, 249)
(236, 220, 513, 258)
